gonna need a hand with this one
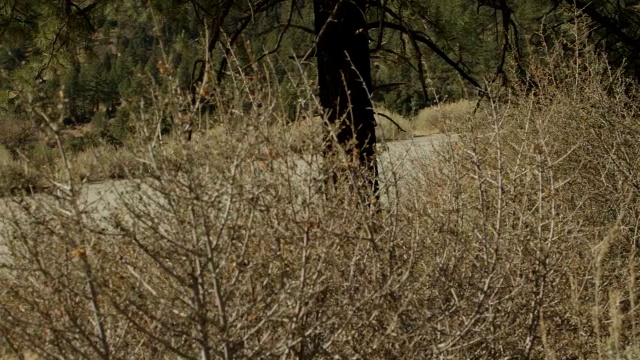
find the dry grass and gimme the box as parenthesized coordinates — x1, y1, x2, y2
(0, 140, 147, 195)
(0, 117, 36, 157)
(0, 145, 13, 167)
(374, 99, 476, 141)
(414, 98, 476, 135)
(0, 145, 48, 196)
(63, 146, 147, 182)
(0, 98, 467, 195)
(374, 106, 414, 140)
(1, 45, 640, 359)
(0, 118, 46, 194)
(281, 115, 323, 153)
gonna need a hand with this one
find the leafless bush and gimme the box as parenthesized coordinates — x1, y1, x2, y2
(2, 44, 640, 359)
(403, 41, 640, 358)
(0, 116, 37, 160)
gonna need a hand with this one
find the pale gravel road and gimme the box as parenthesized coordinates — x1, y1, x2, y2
(0, 134, 455, 275)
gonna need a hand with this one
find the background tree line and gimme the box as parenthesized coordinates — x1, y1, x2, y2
(1, 1, 637, 115)
(0, 0, 639, 170)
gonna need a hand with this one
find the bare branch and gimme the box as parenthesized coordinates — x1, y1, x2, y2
(375, 111, 407, 133)
(366, 20, 484, 90)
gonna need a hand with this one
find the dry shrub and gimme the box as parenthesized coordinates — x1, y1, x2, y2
(0, 167, 47, 196)
(0, 146, 13, 167)
(0, 117, 36, 158)
(1, 46, 640, 360)
(62, 145, 148, 183)
(374, 106, 414, 140)
(0, 119, 51, 193)
(0, 144, 48, 196)
(284, 104, 413, 149)
(401, 44, 640, 358)
(281, 115, 323, 154)
(415, 98, 476, 134)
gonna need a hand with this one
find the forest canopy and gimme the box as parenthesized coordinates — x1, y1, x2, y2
(2, 0, 639, 120)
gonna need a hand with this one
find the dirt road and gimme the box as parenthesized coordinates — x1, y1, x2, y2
(0, 134, 455, 274)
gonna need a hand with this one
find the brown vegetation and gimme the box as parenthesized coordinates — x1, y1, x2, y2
(1, 45, 639, 359)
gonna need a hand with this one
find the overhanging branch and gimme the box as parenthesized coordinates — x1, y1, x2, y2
(367, 21, 483, 90)
(567, 0, 639, 49)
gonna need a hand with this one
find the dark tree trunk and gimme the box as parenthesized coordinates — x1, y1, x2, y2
(313, 0, 378, 204)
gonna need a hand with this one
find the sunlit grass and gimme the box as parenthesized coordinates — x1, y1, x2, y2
(414, 99, 476, 135)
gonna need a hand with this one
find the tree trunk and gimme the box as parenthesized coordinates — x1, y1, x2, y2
(313, 0, 378, 205)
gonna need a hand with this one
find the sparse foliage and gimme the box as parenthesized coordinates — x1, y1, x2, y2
(2, 39, 640, 358)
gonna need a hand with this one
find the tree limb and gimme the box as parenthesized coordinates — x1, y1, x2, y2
(366, 21, 483, 90)
(375, 112, 407, 133)
(567, 0, 639, 49)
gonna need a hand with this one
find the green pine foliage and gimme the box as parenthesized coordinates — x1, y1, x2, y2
(1, 0, 639, 125)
